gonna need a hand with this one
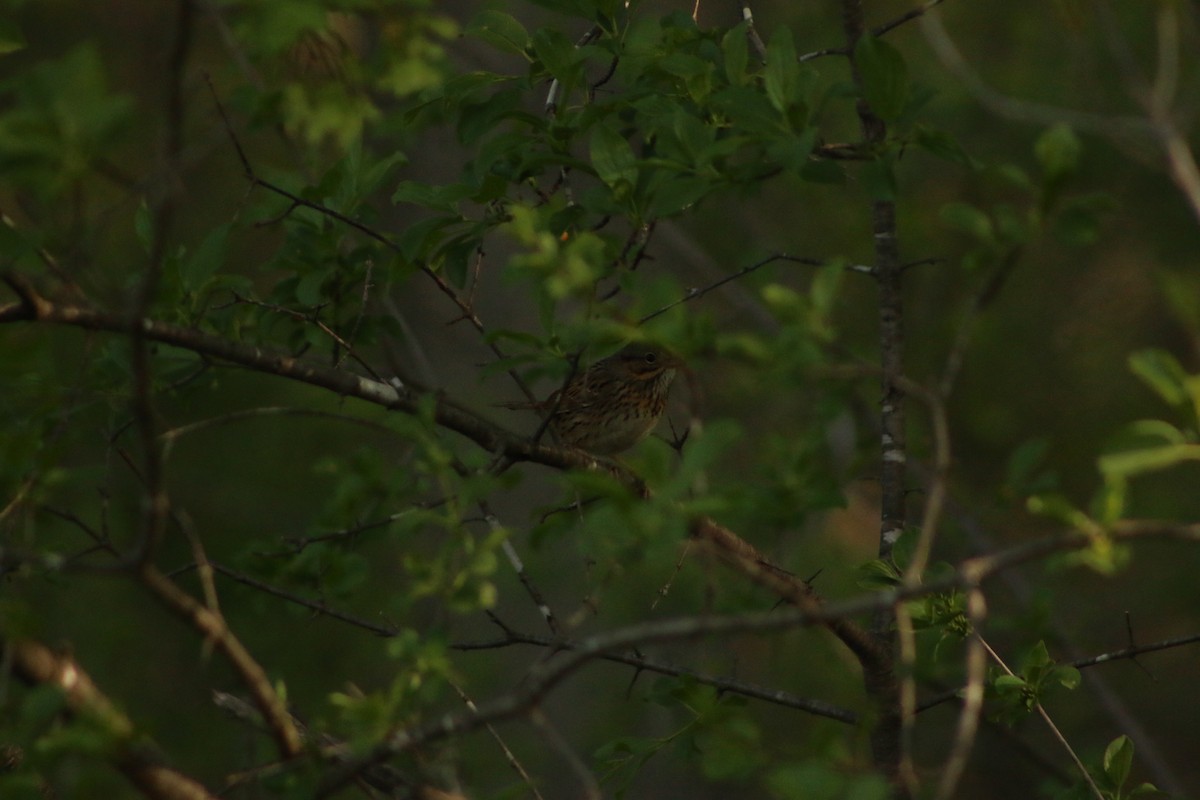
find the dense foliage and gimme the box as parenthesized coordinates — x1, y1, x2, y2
(2, 1, 1199, 799)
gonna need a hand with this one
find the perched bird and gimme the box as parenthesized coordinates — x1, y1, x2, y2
(505, 344, 682, 455)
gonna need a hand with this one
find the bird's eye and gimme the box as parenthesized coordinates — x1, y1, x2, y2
(644, 352, 657, 364)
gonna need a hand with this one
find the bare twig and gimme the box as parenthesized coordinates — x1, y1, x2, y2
(455, 682, 546, 800)
(452, 622, 858, 723)
(530, 708, 599, 800)
(482, 503, 562, 635)
(639, 253, 864, 323)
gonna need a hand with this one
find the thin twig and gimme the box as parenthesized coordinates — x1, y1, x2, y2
(979, 636, 1105, 800)
(529, 708, 600, 800)
(482, 503, 561, 635)
(453, 682, 546, 800)
(639, 253, 861, 323)
(452, 622, 858, 723)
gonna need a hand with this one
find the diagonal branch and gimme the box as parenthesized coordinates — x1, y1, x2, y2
(3, 636, 220, 800)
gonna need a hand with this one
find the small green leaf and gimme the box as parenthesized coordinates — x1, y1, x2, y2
(180, 224, 229, 291)
(857, 558, 901, 589)
(531, 27, 578, 81)
(1021, 641, 1053, 673)
(1054, 665, 1081, 691)
(862, 156, 897, 201)
(1005, 438, 1057, 496)
(589, 123, 637, 189)
(1128, 349, 1189, 408)
(1035, 123, 1081, 180)
(940, 201, 994, 241)
(1103, 735, 1134, 789)
(0, 17, 26, 55)
(993, 674, 1027, 691)
(1098, 440, 1200, 480)
(854, 35, 909, 121)
(764, 28, 799, 113)
(722, 23, 749, 86)
(392, 181, 473, 213)
(465, 10, 530, 58)
(914, 126, 973, 166)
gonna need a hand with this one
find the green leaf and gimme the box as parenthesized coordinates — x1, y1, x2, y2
(180, 224, 230, 291)
(0, 17, 26, 55)
(1098, 439, 1200, 480)
(392, 181, 473, 213)
(1021, 640, 1053, 673)
(1102, 735, 1134, 790)
(1035, 123, 1081, 180)
(722, 23, 749, 86)
(589, 123, 637, 189)
(993, 674, 1027, 691)
(1054, 665, 1081, 691)
(1159, 270, 1200, 332)
(1128, 349, 1189, 408)
(764, 28, 799, 114)
(465, 10, 530, 58)
(531, 27, 579, 81)
(862, 156, 896, 201)
(914, 125, 973, 167)
(1005, 438, 1056, 496)
(857, 558, 901, 589)
(854, 35, 910, 121)
(940, 201, 994, 241)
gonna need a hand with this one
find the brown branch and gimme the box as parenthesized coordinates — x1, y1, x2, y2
(0, 275, 879, 715)
(838, 0, 908, 790)
(0, 279, 596, 475)
(125, 0, 196, 569)
(3, 637, 219, 800)
(690, 516, 884, 668)
(139, 565, 303, 757)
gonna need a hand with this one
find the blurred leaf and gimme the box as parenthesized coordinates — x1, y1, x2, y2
(857, 558, 901, 589)
(1005, 438, 1058, 497)
(1128, 349, 1190, 409)
(862, 155, 896, 201)
(854, 34, 909, 121)
(914, 125, 973, 167)
(940, 201, 994, 241)
(0, 17, 25, 54)
(764, 28, 799, 113)
(1099, 419, 1200, 480)
(767, 761, 889, 800)
(179, 224, 230, 292)
(1159, 270, 1200, 332)
(1035, 123, 1081, 180)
